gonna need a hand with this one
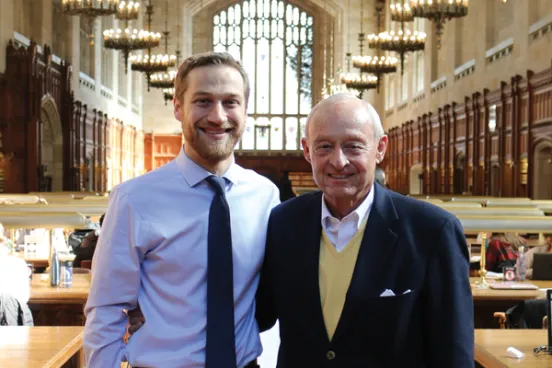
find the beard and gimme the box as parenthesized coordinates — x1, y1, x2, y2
(184, 120, 244, 162)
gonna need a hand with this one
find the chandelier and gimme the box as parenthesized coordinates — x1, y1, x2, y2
(352, 55, 398, 74)
(150, 70, 177, 89)
(131, 2, 176, 90)
(62, 0, 118, 17)
(340, 73, 378, 99)
(116, 1, 140, 20)
(410, 0, 468, 49)
(149, 2, 179, 92)
(367, 29, 426, 73)
(390, 3, 413, 22)
(322, 75, 360, 99)
(351, 0, 397, 92)
(103, 28, 161, 72)
(163, 88, 175, 105)
(130, 54, 176, 89)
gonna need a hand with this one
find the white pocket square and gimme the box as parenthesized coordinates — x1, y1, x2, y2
(380, 289, 412, 297)
(380, 289, 395, 297)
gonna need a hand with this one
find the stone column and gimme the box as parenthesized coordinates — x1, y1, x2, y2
(94, 17, 102, 101)
(38, 0, 53, 47)
(0, 0, 15, 72)
(68, 16, 81, 97)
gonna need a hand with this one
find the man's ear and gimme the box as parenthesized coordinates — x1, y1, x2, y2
(173, 97, 182, 121)
(375, 135, 388, 164)
(301, 137, 312, 164)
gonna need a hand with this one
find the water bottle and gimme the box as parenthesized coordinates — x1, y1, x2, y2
(516, 245, 526, 281)
(50, 249, 60, 287)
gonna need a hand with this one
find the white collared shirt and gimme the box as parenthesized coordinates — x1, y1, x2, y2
(0, 250, 30, 304)
(321, 186, 374, 252)
(84, 148, 280, 368)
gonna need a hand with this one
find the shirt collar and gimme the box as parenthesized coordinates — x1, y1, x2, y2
(321, 184, 375, 228)
(175, 146, 242, 188)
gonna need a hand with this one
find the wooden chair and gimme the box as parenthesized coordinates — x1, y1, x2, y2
(73, 267, 91, 274)
(493, 311, 548, 329)
(80, 260, 92, 270)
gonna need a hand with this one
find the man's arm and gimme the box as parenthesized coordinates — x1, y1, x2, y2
(84, 188, 142, 368)
(255, 256, 277, 332)
(424, 216, 474, 368)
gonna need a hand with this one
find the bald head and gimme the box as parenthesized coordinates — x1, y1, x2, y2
(305, 93, 385, 141)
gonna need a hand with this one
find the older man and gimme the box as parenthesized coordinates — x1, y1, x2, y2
(256, 93, 474, 367)
(84, 52, 279, 368)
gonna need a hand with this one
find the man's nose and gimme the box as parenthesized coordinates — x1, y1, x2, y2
(207, 102, 227, 124)
(330, 148, 348, 169)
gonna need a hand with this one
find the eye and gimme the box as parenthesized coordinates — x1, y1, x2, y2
(343, 143, 366, 153)
(314, 144, 333, 153)
(224, 99, 239, 107)
(194, 99, 211, 106)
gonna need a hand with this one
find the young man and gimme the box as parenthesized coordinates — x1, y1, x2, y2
(84, 52, 279, 368)
(256, 93, 474, 367)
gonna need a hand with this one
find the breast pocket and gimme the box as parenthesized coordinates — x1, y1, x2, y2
(349, 290, 420, 355)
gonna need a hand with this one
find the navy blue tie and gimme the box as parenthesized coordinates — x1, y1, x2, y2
(205, 175, 237, 367)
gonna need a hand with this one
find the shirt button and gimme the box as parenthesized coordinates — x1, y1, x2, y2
(326, 350, 336, 360)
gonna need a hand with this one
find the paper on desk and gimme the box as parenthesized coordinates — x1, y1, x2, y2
(485, 272, 503, 279)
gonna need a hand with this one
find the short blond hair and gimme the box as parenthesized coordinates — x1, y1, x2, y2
(174, 52, 250, 103)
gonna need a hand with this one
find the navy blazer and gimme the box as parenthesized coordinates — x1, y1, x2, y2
(256, 184, 474, 367)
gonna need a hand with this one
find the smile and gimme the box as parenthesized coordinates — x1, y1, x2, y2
(199, 128, 233, 139)
(328, 174, 353, 179)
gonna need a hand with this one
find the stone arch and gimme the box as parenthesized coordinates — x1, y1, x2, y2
(533, 139, 552, 199)
(409, 163, 424, 195)
(40, 95, 63, 191)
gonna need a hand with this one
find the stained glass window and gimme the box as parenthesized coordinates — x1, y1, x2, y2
(213, 0, 314, 151)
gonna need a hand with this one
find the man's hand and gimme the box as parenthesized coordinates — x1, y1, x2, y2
(127, 304, 145, 336)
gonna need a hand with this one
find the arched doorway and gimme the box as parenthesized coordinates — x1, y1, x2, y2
(409, 164, 423, 195)
(40, 96, 63, 192)
(533, 141, 552, 199)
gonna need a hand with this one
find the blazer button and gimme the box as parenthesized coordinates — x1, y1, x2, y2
(326, 350, 336, 360)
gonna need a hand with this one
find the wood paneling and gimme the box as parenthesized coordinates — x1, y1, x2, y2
(0, 39, 143, 193)
(385, 64, 552, 198)
(142, 132, 312, 184)
(143, 133, 183, 172)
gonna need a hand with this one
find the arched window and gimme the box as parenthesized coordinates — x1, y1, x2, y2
(213, 0, 314, 151)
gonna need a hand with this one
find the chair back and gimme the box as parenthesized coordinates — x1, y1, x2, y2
(74, 266, 91, 274)
(80, 260, 92, 270)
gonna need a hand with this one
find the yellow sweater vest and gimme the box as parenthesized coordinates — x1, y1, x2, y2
(319, 219, 367, 341)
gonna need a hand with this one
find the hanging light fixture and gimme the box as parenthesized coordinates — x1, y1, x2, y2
(62, 0, 118, 17)
(150, 70, 177, 89)
(352, 0, 397, 92)
(163, 88, 175, 105)
(340, 73, 378, 98)
(130, 2, 176, 90)
(390, 2, 413, 22)
(116, 1, 140, 21)
(149, 1, 179, 91)
(367, 30, 426, 74)
(352, 55, 399, 74)
(410, 0, 468, 49)
(103, 28, 161, 72)
(368, 1, 426, 75)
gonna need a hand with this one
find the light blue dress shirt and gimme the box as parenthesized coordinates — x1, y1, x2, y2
(84, 148, 280, 368)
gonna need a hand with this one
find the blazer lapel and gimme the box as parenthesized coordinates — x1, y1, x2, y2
(331, 184, 399, 343)
(300, 191, 330, 345)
